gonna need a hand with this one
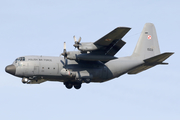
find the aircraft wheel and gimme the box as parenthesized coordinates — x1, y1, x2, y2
(22, 78, 29, 84)
(64, 82, 73, 89)
(74, 83, 81, 89)
(84, 79, 91, 84)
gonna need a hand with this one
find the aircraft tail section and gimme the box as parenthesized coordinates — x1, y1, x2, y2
(132, 23, 161, 59)
(128, 23, 174, 74)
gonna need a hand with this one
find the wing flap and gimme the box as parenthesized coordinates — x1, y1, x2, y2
(105, 39, 126, 56)
(128, 52, 174, 74)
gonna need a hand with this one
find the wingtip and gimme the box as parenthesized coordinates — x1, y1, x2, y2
(116, 27, 131, 29)
(164, 52, 175, 55)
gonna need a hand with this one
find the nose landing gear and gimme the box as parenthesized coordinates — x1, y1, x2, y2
(22, 77, 29, 84)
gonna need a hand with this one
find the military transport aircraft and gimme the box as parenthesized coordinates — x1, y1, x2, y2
(5, 23, 174, 89)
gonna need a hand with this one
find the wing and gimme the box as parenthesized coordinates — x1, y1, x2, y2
(94, 27, 131, 46)
(93, 27, 131, 56)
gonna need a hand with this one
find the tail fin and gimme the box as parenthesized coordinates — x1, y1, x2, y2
(132, 23, 161, 59)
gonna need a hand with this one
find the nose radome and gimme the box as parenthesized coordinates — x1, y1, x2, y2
(5, 64, 16, 75)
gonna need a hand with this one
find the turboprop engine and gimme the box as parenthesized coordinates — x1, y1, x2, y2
(60, 68, 76, 77)
(73, 36, 101, 51)
(60, 68, 93, 83)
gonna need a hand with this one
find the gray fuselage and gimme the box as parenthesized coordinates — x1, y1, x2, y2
(11, 55, 143, 83)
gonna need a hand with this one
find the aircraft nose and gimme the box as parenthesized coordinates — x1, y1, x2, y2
(5, 64, 16, 75)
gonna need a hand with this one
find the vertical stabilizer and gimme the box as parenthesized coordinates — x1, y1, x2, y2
(132, 23, 160, 59)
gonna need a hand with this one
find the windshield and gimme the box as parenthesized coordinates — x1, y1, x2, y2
(14, 57, 25, 63)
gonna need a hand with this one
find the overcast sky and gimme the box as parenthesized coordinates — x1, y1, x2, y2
(0, 0, 179, 120)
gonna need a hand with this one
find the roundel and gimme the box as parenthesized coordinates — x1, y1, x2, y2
(105, 39, 112, 41)
(147, 35, 152, 40)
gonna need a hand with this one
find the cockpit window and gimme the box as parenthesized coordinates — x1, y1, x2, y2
(15, 57, 25, 63)
(20, 57, 25, 61)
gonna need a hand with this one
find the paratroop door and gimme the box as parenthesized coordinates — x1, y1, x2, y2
(34, 66, 39, 75)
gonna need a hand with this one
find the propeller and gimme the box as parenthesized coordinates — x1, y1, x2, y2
(73, 36, 81, 49)
(61, 42, 68, 66)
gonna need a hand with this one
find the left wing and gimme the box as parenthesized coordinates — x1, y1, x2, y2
(94, 27, 131, 46)
(65, 27, 131, 62)
(93, 27, 131, 56)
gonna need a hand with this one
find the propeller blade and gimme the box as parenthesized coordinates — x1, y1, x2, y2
(64, 58, 67, 66)
(61, 42, 68, 67)
(61, 42, 67, 57)
(78, 37, 81, 43)
(73, 36, 81, 49)
(73, 36, 77, 42)
(63, 42, 66, 53)
(64, 42, 66, 49)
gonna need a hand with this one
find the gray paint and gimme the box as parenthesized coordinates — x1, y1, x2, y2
(5, 23, 173, 89)
(132, 23, 161, 59)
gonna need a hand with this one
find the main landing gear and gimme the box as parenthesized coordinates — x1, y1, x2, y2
(64, 78, 91, 89)
(64, 82, 82, 89)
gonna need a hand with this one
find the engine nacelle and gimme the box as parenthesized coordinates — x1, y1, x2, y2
(22, 77, 29, 84)
(78, 42, 101, 51)
(60, 68, 76, 77)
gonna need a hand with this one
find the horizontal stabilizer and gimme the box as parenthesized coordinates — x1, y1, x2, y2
(144, 52, 174, 65)
(128, 52, 174, 74)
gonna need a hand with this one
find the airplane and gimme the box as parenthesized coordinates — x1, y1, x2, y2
(5, 23, 174, 89)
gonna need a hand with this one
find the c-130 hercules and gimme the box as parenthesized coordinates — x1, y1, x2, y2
(5, 23, 174, 89)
